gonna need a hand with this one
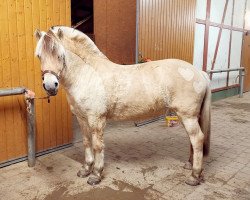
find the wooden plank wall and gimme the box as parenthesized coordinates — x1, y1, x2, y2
(0, 0, 72, 163)
(138, 0, 196, 63)
(94, 0, 136, 64)
(242, 34, 250, 92)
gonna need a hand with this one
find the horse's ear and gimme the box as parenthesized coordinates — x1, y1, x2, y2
(57, 28, 63, 39)
(34, 29, 42, 41)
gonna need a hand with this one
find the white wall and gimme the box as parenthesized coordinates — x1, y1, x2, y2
(196, 0, 207, 20)
(193, 0, 248, 90)
(193, 24, 205, 70)
(245, 0, 250, 29)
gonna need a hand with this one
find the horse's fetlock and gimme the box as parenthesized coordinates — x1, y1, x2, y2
(192, 168, 202, 178)
(85, 147, 94, 164)
(93, 168, 103, 178)
(85, 160, 94, 167)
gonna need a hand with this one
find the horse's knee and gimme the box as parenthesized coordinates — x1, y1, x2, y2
(83, 137, 91, 148)
(92, 132, 104, 152)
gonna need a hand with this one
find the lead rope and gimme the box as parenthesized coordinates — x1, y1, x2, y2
(25, 89, 51, 114)
(35, 95, 51, 103)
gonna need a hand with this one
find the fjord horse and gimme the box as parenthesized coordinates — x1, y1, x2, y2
(35, 26, 211, 186)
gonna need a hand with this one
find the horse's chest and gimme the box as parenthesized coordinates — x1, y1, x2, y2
(66, 94, 90, 118)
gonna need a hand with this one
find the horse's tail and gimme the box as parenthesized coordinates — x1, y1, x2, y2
(199, 73, 211, 156)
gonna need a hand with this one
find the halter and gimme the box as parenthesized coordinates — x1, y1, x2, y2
(41, 54, 67, 80)
(41, 70, 61, 80)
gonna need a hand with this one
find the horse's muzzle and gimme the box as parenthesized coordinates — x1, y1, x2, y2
(43, 83, 58, 96)
(46, 89, 58, 96)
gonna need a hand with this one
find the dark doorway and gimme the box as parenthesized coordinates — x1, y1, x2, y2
(71, 0, 94, 41)
(71, 0, 94, 143)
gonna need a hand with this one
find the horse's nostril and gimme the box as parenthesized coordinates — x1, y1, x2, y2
(55, 82, 58, 87)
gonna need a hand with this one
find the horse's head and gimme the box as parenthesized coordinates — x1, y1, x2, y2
(34, 29, 66, 96)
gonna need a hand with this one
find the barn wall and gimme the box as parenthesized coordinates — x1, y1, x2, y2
(194, 0, 248, 90)
(0, 0, 72, 163)
(94, 0, 136, 64)
(138, 0, 196, 63)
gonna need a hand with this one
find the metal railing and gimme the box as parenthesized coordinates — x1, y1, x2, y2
(206, 67, 245, 98)
(0, 87, 35, 167)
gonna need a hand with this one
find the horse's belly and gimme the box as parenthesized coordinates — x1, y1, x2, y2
(107, 100, 167, 121)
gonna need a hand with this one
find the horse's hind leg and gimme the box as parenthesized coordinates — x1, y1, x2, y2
(183, 144, 193, 170)
(87, 118, 106, 185)
(76, 118, 94, 178)
(182, 117, 204, 186)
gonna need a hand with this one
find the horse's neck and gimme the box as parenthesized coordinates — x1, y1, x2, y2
(60, 50, 107, 113)
(60, 50, 99, 93)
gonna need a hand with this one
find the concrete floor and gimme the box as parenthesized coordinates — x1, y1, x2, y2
(0, 93, 250, 200)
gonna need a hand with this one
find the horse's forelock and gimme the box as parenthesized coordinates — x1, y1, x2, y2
(43, 34, 55, 52)
(36, 32, 65, 59)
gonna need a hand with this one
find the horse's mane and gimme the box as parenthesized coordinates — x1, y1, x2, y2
(50, 26, 107, 59)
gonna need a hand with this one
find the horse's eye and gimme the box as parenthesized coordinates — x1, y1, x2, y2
(42, 76, 44, 81)
(58, 56, 61, 60)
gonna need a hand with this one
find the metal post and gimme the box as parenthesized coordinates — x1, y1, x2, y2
(239, 69, 244, 98)
(0, 87, 36, 167)
(0, 87, 26, 97)
(27, 98, 36, 167)
(26, 98, 36, 167)
(207, 67, 245, 98)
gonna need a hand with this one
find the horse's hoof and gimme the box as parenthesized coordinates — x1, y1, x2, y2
(87, 175, 102, 186)
(77, 168, 91, 178)
(185, 176, 200, 186)
(183, 162, 192, 170)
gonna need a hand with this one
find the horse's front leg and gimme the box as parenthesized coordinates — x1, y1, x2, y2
(87, 118, 106, 185)
(76, 117, 94, 178)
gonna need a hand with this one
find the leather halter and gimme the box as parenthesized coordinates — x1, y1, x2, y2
(41, 70, 60, 80)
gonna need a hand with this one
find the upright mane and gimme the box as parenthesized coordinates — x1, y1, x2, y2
(50, 26, 107, 59)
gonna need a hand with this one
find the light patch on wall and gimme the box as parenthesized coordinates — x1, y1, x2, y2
(228, 31, 243, 86)
(233, 0, 246, 28)
(207, 26, 219, 71)
(224, 0, 233, 26)
(207, 27, 230, 89)
(245, 11, 250, 30)
(246, 0, 250, 30)
(210, 0, 234, 25)
(196, 0, 207, 20)
(193, 24, 205, 70)
(210, 0, 226, 23)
